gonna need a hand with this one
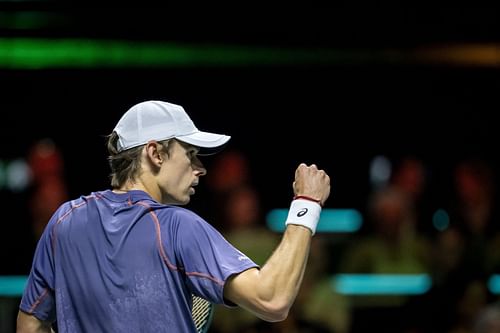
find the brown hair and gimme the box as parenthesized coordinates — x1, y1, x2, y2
(106, 132, 171, 188)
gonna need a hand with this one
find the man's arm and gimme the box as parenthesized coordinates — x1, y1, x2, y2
(223, 163, 330, 322)
(17, 311, 54, 333)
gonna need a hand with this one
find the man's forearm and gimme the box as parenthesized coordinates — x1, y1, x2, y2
(225, 224, 312, 321)
(256, 224, 312, 309)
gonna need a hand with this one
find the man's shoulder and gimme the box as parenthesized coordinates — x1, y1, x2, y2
(156, 205, 204, 223)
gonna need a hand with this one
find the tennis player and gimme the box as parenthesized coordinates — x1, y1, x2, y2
(17, 100, 331, 332)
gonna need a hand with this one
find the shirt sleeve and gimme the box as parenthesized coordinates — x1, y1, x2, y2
(19, 207, 62, 322)
(172, 209, 259, 305)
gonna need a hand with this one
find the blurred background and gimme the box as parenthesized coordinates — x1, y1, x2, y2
(1, 4, 499, 333)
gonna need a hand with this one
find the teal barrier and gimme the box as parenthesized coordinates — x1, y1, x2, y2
(331, 274, 432, 295)
(0, 276, 28, 297)
(266, 208, 362, 233)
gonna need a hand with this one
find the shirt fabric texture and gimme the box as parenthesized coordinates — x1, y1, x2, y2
(20, 190, 258, 332)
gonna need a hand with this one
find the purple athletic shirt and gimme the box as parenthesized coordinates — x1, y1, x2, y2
(20, 190, 258, 332)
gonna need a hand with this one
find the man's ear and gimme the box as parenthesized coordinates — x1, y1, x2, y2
(144, 141, 163, 167)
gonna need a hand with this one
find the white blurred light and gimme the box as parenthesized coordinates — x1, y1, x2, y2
(369, 155, 392, 188)
(6, 159, 31, 192)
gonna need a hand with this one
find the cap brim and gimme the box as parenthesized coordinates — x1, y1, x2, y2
(176, 131, 231, 156)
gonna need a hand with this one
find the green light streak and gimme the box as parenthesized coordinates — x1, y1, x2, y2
(5, 38, 494, 69)
(0, 38, 400, 69)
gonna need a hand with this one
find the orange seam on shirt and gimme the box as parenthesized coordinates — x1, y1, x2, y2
(186, 271, 224, 286)
(136, 201, 179, 271)
(50, 196, 96, 254)
(28, 288, 49, 313)
(136, 201, 224, 285)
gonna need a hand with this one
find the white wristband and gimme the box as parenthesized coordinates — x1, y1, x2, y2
(285, 199, 322, 235)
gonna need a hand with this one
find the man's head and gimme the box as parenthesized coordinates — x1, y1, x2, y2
(107, 101, 231, 203)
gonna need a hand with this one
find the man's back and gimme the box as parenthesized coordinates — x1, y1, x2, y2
(22, 190, 197, 332)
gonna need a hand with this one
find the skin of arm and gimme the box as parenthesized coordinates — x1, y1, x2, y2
(16, 311, 54, 333)
(223, 163, 331, 322)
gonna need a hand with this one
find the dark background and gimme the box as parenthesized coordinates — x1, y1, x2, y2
(1, 4, 499, 270)
(0, 5, 499, 333)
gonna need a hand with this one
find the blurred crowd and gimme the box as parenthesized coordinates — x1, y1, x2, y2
(1, 140, 499, 333)
(204, 150, 500, 333)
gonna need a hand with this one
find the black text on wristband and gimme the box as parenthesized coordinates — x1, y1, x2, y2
(285, 199, 322, 235)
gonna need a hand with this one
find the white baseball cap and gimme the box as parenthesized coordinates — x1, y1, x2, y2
(113, 100, 231, 155)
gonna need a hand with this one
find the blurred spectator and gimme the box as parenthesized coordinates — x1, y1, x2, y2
(473, 301, 500, 333)
(206, 150, 281, 332)
(220, 185, 280, 261)
(209, 184, 282, 332)
(340, 185, 432, 280)
(292, 235, 351, 333)
(204, 149, 252, 230)
(206, 149, 250, 194)
(338, 185, 432, 332)
(27, 138, 68, 239)
(389, 155, 433, 236)
(427, 157, 499, 332)
(447, 279, 490, 333)
(450, 157, 499, 276)
(390, 156, 427, 202)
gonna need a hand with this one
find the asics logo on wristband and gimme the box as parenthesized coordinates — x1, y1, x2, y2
(297, 208, 308, 217)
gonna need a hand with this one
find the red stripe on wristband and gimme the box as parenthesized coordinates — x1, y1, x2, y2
(293, 195, 322, 207)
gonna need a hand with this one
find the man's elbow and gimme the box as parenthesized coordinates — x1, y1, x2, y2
(257, 300, 292, 322)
